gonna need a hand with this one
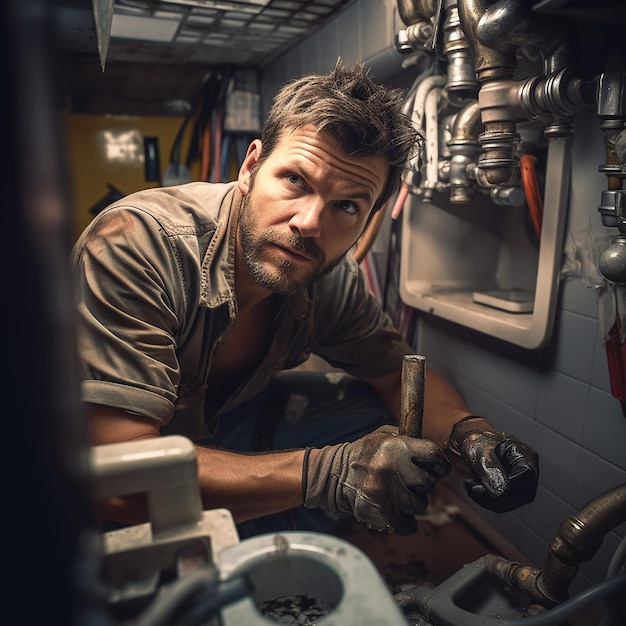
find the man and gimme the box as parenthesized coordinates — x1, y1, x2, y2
(73, 61, 538, 538)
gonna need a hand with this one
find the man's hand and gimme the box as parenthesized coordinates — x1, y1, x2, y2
(445, 416, 539, 513)
(303, 425, 451, 535)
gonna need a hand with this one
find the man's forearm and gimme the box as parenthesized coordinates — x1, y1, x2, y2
(422, 368, 472, 446)
(195, 446, 306, 523)
(92, 440, 306, 526)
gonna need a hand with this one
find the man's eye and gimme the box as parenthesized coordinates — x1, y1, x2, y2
(286, 174, 304, 187)
(338, 200, 359, 215)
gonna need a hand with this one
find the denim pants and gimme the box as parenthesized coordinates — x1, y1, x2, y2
(207, 370, 394, 539)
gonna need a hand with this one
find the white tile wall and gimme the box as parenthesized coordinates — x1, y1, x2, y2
(261, 0, 626, 592)
(552, 311, 598, 381)
(533, 422, 582, 503)
(535, 370, 588, 442)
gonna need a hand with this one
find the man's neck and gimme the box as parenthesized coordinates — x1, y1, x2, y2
(234, 250, 274, 310)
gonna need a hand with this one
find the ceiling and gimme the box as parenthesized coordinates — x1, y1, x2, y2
(54, 0, 626, 117)
(55, 0, 356, 116)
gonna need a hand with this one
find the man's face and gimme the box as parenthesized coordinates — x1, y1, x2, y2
(237, 126, 388, 296)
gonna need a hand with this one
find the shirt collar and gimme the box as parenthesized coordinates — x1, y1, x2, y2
(199, 183, 240, 314)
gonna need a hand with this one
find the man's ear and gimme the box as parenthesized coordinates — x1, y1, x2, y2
(238, 139, 262, 194)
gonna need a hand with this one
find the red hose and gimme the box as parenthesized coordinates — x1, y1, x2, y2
(391, 182, 410, 220)
(520, 154, 543, 239)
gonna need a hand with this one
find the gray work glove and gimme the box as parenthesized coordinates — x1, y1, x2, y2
(303, 425, 451, 535)
(444, 416, 539, 513)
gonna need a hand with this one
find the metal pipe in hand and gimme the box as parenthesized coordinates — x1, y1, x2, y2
(399, 354, 426, 438)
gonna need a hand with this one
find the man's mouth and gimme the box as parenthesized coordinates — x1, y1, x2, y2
(267, 235, 322, 264)
(273, 243, 314, 263)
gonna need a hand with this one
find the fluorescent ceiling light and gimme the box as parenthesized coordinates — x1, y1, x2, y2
(111, 14, 180, 42)
(162, 0, 269, 13)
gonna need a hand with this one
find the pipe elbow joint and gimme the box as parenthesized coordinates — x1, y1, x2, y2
(476, 123, 520, 186)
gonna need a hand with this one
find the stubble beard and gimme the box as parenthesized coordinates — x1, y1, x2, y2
(238, 190, 346, 296)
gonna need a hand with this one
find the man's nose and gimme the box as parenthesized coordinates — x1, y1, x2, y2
(289, 197, 324, 238)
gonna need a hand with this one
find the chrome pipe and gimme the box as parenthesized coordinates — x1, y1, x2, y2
(596, 70, 626, 283)
(457, 0, 518, 185)
(448, 99, 482, 202)
(457, 0, 591, 184)
(443, 0, 479, 106)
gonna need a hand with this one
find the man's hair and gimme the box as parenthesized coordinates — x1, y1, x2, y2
(260, 60, 420, 213)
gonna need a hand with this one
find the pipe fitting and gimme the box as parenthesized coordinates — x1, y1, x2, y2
(599, 235, 626, 284)
(518, 68, 588, 137)
(457, 0, 592, 185)
(538, 483, 626, 603)
(475, 0, 570, 76)
(449, 152, 477, 202)
(474, 70, 588, 143)
(457, 0, 516, 82)
(520, 69, 586, 125)
(596, 71, 626, 282)
(477, 123, 520, 186)
(448, 100, 482, 202)
(477, 79, 526, 123)
(457, 0, 518, 186)
(396, 21, 434, 54)
(598, 189, 626, 228)
(490, 185, 525, 206)
(481, 484, 626, 607)
(443, 0, 479, 106)
(397, 0, 436, 26)
(482, 556, 553, 605)
(597, 71, 626, 120)
(475, 0, 532, 52)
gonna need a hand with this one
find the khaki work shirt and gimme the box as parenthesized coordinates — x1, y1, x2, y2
(72, 182, 408, 441)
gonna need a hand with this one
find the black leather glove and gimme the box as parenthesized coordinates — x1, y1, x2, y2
(445, 416, 539, 513)
(303, 425, 451, 535)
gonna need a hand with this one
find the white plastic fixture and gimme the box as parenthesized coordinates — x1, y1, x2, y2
(399, 136, 572, 350)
